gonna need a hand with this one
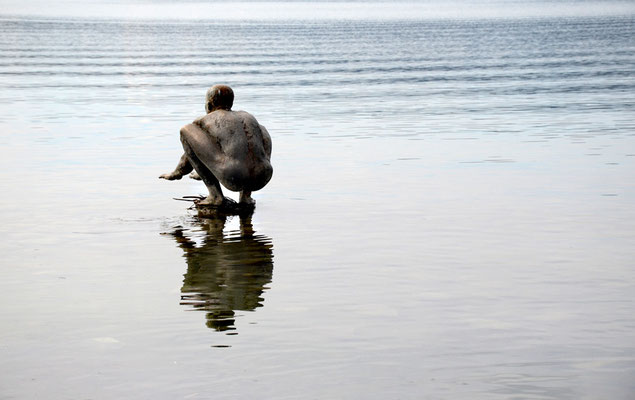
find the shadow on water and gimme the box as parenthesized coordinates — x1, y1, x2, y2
(163, 212, 274, 333)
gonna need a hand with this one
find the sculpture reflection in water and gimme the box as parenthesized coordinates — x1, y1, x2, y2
(165, 212, 274, 333)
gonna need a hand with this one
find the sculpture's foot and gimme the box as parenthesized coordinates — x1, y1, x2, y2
(239, 190, 256, 206)
(189, 171, 202, 181)
(239, 197, 256, 206)
(195, 195, 224, 206)
(195, 196, 255, 218)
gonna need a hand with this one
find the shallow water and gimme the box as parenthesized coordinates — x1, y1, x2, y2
(1, 3, 635, 399)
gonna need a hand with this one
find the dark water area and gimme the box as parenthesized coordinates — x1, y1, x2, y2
(1, 4, 635, 399)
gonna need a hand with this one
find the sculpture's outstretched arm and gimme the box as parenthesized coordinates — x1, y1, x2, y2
(159, 153, 193, 180)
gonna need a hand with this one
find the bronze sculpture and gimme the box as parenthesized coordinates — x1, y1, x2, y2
(160, 85, 273, 209)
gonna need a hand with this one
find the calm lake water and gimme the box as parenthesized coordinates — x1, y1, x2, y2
(1, 1, 635, 399)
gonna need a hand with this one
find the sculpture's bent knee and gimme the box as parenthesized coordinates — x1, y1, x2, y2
(179, 124, 197, 147)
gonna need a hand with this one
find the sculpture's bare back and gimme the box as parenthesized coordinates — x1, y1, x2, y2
(160, 85, 273, 207)
(191, 110, 272, 191)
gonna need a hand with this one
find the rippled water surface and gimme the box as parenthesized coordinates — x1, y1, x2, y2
(1, 3, 635, 399)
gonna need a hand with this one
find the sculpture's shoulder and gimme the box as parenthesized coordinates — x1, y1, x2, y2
(191, 113, 211, 127)
(194, 111, 223, 125)
(232, 110, 260, 126)
(195, 110, 258, 128)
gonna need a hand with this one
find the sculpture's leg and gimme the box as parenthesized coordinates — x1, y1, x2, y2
(180, 125, 224, 206)
(239, 190, 255, 205)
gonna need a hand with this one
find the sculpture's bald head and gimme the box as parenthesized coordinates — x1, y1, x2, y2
(206, 85, 234, 113)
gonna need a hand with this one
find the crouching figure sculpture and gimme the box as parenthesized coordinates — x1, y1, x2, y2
(160, 85, 273, 210)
